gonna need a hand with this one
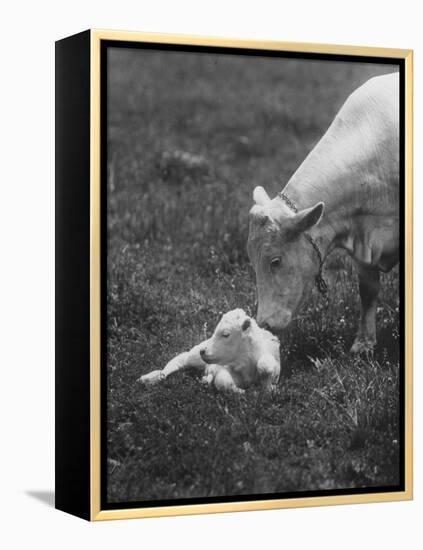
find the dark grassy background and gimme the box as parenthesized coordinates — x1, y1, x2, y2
(106, 48, 400, 503)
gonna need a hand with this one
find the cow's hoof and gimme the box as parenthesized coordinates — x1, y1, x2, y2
(350, 338, 375, 355)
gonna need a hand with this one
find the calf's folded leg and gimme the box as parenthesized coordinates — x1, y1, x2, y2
(257, 353, 280, 391)
(213, 368, 245, 394)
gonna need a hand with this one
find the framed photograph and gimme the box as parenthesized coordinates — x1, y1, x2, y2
(55, 29, 413, 521)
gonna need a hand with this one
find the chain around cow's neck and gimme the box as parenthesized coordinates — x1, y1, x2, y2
(278, 191, 328, 295)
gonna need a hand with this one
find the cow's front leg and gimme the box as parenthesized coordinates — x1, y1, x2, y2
(350, 265, 380, 354)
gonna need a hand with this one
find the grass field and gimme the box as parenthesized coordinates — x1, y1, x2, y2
(106, 48, 400, 503)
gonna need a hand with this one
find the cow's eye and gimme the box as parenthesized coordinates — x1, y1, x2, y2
(221, 332, 230, 338)
(270, 256, 281, 268)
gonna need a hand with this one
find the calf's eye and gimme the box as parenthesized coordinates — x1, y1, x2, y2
(270, 256, 281, 268)
(221, 332, 230, 338)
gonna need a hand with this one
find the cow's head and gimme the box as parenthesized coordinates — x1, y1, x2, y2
(247, 186, 325, 332)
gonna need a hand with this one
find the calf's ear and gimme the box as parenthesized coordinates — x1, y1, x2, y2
(293, 202, 325, 233)
(241, 317, 251, 331)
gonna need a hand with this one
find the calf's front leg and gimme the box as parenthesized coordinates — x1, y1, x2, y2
(350, 265, 380, 354)
(138, 341, 208, 386)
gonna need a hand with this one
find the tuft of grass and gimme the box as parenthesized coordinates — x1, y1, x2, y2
(106, 49, 400, 503)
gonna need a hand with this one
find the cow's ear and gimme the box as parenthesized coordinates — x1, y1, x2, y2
(241, 317, 251, 331)
(293, 202, 325, 233)
(249, 205, 270, 226)
(253, 186, 271, 206)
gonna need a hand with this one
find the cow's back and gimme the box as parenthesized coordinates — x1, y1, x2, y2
(288, 72, 399, 215)
(336, 72, 399, 168)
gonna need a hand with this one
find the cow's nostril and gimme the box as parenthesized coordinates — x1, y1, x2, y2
(262, 322, 270, 331)
(200, 349, 205, 357)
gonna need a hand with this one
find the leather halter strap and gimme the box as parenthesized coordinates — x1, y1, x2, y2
(278, 192, 328, 295)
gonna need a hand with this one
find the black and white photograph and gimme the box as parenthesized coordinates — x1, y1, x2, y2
(3, 0, 423, 542)
(104, 43, 404, 507)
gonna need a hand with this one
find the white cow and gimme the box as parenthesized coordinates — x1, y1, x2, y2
(138, 309, 280, 393)
(248, 73, 399, 353)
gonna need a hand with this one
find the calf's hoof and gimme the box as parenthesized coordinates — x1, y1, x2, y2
(201, 374, 213, 386)
(350, 338, 375, 355)
(138, 370, 165, 385)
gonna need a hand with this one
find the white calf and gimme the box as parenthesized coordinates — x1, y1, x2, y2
(138, 309, 280, 393)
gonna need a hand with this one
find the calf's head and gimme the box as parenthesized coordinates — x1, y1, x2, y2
(200, 309, 252, 365)
(247, 186, 324, 333)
